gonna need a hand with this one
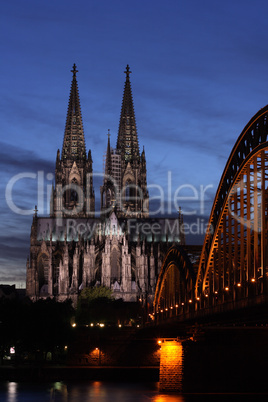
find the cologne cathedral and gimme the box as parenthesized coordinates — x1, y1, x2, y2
(26, 65, 184, 304)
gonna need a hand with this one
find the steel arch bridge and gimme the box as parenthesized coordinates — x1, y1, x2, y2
(153, 246, 196, 320)
(154, 105, 268, 321)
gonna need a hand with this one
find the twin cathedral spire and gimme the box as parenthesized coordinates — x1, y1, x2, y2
(51, 64, 149, 219)
(26, 65, 183, 303)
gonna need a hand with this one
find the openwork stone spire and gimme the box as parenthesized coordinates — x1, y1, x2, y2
(105, 129, 112, 176)
(116, 65, 140, 165)
(51, 64, 95, 218)
(62, 64, 86, 161)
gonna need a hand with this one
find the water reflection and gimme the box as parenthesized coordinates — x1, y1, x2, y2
(153, 395, 185, 402)
(48, 381, 186, 401)
(7, 382, 17, 402)
(2, 380, 265, 401)
(4, 381, 187, 401)
(50, 381, 67, 401)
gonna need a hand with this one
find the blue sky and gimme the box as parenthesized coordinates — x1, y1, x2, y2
(1, 0, 268, 286)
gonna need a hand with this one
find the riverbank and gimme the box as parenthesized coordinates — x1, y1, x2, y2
(0, 365, 159, 382)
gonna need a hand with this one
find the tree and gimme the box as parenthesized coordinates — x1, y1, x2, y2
(76, 286, 114, 325)
(79, 286, 113, 303)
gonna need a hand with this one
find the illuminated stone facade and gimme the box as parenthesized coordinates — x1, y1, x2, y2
(26, 65, 184, 304)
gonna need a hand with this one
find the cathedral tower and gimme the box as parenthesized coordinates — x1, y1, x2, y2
(51, 64, 95, 218)
(101, 65, 149, 217)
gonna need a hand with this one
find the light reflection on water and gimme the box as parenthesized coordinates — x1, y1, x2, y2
(2, 381, 186, 402)
(2, 381, 264, 401)
(7, 382, 17, 402)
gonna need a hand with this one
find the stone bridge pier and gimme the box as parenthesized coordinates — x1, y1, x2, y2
(159, 338, 185, 392)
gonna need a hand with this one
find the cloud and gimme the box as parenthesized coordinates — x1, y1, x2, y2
(0, 141, 54, 173)
(0, 265, 26, 286)
(0, 240, 28, 261)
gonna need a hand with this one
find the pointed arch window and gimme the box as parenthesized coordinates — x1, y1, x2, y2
(38, 253, 49, 294)
(70, 178, 79, 204)
(125, 180, 131, 201)
(106, 188, 112, 206)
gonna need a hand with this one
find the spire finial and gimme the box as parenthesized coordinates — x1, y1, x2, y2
(107, 129, 111, 139)
(71, 63, 78, 78)
(124, 64, 131, 79)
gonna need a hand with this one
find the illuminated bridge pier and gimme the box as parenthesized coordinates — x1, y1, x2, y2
(158, 338, 185, 392)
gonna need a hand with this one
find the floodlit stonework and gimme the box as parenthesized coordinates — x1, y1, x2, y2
(26, 65, 184, 304)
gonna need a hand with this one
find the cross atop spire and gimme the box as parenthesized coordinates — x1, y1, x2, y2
(61, 64, 86, 162)
(124, 64, 132, 80)
(107, 128, 111, 139)
(71, 63, 78, 78)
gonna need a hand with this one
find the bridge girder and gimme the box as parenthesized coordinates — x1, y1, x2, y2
(195, 106, 268, 307)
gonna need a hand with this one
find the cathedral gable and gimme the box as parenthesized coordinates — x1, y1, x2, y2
(69, 161, 81, 184)
(105, 211, 120, 235)
(122, 162, 135, 183)
(40, 240, 49, 254)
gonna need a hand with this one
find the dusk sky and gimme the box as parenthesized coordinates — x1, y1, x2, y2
(1, 0, 268, 287)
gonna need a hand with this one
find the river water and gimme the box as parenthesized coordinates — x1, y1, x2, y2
(0, 381, 266, 402)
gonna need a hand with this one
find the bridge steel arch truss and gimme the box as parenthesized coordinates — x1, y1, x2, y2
(195, 106, 268, 309)
(153, 246, 196, 321)
(153, 106, 268, 322)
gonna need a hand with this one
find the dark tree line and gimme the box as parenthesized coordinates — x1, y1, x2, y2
(0, 297, 75, 363)
(0, 289, 143, 365)
(75, 286, 142, 326)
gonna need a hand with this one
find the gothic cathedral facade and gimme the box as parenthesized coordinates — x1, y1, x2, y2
(26, 65, 184, 304)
